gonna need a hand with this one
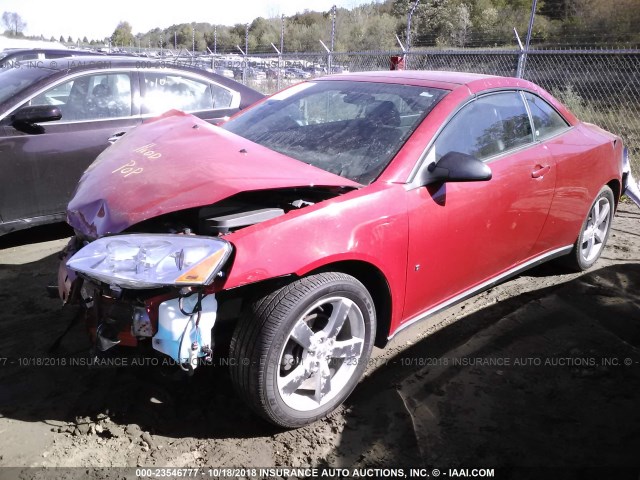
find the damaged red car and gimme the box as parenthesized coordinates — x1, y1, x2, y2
(58, 71, 628, 427)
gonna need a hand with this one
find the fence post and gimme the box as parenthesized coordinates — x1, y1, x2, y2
(514, 28, 525, 78)
(280, 15, 285, 89)
(236, 44, 246, 84)
(192, 24, 195, 55)
(520, 0, 538, 78)
(213, 25, 217, 71)
(330, 5, 336, 55)
(271, 43, 282, 90)
(320, 40, 332, 74)
(244, 23, 249, 84)
(406, 0, 420, 69)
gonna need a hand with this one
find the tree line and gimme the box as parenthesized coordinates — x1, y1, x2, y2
(109, 0, 640, 53)
(4, 0, 639, 53)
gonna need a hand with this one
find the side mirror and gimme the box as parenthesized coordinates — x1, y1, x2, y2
(420, 151, 492, 186)
(13, 105, 62, 125)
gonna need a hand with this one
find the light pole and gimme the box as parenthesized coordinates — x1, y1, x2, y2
(330, 5, 336, 53)
(244, 23, 249, 83)
(280, 14, 284, 55)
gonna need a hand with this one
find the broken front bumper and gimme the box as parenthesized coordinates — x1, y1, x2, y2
(57, 237, 219, 371)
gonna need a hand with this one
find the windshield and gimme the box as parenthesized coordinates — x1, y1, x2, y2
(222, 80, 447, 184)
(0, 65, 54, 106)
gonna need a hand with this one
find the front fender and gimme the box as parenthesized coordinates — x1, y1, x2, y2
(221, 183, 409, 329)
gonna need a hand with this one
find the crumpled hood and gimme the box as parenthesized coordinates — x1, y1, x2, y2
(67, 110, 360, 238)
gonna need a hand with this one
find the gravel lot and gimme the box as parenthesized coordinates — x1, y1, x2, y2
(0, 206, 639, 479)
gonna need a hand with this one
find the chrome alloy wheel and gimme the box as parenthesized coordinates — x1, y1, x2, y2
(276, 296, 366, 411)
(580, 196, 612, 263)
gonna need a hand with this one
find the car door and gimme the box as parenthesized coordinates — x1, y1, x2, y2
(0, 70, 140, 225)
(519, 92, 582, 252)
(402, 91, 557, 322)
(140, 70, 241, 124)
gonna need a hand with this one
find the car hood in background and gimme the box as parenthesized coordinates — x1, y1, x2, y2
(67, 110, 360, 238)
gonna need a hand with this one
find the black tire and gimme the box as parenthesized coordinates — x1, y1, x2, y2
(563, 185, 615, 271)
(229, 272, 376, 428)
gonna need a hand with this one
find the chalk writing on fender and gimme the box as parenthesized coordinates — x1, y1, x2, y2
(111, 160, 143, 177)
(111, 143, 162, 178)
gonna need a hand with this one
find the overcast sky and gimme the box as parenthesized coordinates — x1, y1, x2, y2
(3, 0, 373, 40)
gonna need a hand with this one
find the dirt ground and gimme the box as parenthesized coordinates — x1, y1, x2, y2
(0, 206, 639, 479)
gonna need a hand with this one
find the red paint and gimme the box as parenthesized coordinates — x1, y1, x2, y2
(67, 110, 360, 238)
(64, 72, 623, 340)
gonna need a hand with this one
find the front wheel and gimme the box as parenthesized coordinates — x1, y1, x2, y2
(229, 272, 376, 428)
(564, 185, 614, 271)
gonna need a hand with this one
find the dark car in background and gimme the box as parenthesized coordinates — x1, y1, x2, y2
(284, 68, 312, 79)
(0, 48, 101, 68)
(0, 56, 264, 235)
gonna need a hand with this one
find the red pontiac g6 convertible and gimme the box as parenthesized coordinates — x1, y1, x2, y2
(58, 71, 629, 427)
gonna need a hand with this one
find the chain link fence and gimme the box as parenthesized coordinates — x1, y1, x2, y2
(171, 48, 640, 175)
(334, 50, 640, 173)
(522, 51, 640, 178)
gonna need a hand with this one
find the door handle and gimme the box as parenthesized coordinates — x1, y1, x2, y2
(108, 131, 126, 144)
(531, 165, 550, 178)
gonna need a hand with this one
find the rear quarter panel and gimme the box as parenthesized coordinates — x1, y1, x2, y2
(533, 122, 622, 252)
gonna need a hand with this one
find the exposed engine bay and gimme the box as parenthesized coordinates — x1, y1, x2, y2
(115, 186, 346, 237)
(60, 186, 350, 372)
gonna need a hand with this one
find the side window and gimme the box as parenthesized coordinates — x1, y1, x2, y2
(29, 73, 132, 121)
(17, 53, 39, 61)
(524, 92, 569, 141)
(142, 73, 230, 114)
(433, 92, 533, 161)
(212, 84, 233, 109)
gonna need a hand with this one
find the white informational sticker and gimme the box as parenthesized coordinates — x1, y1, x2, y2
(269, 82, 316, 101)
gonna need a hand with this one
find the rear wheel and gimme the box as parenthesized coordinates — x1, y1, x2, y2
(229, 272, 375, 428)
(564, 185, 614, 271)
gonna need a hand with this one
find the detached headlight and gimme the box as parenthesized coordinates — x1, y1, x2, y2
(66, 234, 232, 289)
